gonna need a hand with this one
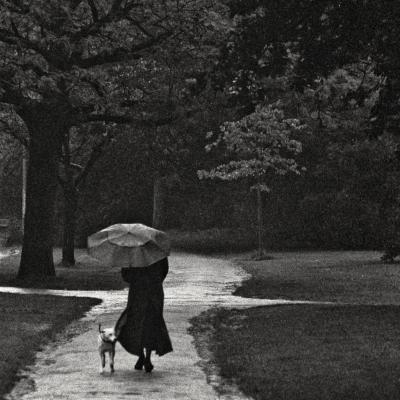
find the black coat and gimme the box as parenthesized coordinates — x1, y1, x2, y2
(115, 258, 173, 356)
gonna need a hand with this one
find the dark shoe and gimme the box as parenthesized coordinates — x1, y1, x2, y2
(144, 361, 154, 373)
(135, 357, 144, 370)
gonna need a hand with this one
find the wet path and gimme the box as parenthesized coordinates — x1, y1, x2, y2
(3, 253, 316, 400)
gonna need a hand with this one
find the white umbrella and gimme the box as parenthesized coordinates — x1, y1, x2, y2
(87, 223, 170, 268)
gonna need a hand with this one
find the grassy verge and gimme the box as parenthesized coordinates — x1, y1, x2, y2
(0, 249, 127, 290)
(191, 304, 400, 400)
(233, 250, 400, 304)
(190, 251, 400, 399)
(0, 292, 100, 399)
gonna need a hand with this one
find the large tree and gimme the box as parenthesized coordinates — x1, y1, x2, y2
(0, 0, 220, 278)
(58, 2, 229, 264)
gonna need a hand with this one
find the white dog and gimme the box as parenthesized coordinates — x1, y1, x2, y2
(98, 324, 117, 374)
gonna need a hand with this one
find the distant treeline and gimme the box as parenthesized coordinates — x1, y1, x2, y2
(1, 127, 399, 252)
(52, 132, 400, 251)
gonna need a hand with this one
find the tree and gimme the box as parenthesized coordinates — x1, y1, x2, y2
(199, 102, 305, 256)
(60, 2, 229, 258)
(216, 0, 400, 256)
(0, 115, 24, 221)
(0, 0, 221, 278)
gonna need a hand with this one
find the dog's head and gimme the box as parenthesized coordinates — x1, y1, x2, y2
(99, 324, 117, 344)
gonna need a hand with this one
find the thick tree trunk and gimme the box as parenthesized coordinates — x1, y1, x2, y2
(18, 105, 68, 279)
(61, 186, 77, 267)
(152, 176, 166, 229)
(256, 186, 264, 257)
(18, 137, 58, 278)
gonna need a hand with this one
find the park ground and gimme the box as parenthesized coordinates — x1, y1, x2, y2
(1, 248, 400, 399)
(191, 251, 400, 400)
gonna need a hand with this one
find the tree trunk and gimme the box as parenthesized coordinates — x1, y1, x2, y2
(61, 186, 77, 267)
(152, 176, 166, 229)
(256, 186, 264, 257)
(18, 105, 68, 279)
(18, 135, 58, 278)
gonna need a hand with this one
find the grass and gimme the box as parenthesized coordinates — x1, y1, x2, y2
(190, 250, 400, 400)
(0, 248, 127, 290)
(0, 292, 100, 399)
(233, 250, 400, 304)
(191, 304, 400, 400)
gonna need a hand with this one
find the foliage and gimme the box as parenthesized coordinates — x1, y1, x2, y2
(199, 102, 305, 191)
(0, 0, 230, 275)
(223, 0, 400, 135)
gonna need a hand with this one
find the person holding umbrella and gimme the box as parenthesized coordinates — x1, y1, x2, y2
(88, 223, 173, 373)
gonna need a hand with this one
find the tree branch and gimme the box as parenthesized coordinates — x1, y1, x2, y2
(70, 0, 126, 42)
(126, 16, 155, 39)
(74, 30, 173, 68)
(70, 162, 84, 170)
(75, 137, 109, 187)
(0, 28, 57, 70)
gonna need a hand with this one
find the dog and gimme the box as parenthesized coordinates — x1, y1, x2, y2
(98, 324, 117, 374)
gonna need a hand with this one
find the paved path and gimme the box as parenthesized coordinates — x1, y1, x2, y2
(3, 253, 313, 400)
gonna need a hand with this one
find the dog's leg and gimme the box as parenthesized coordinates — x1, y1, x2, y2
(100, 351, 106, 374)
(110, 350, 115, 373)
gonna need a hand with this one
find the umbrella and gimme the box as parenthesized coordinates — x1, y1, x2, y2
(88, 223, 170, 268)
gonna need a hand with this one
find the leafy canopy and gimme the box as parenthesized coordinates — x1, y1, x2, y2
(199, 102, 305, 191)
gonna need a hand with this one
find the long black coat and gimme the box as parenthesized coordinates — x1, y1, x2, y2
(115, 258, 173, 356)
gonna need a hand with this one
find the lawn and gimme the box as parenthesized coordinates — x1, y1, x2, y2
(0, 292, 100, 399)
(191, 304, 400, 400)
(233, 250, 400, 304)
(0, 248, 127, 290)
(190, 251, 400, 400)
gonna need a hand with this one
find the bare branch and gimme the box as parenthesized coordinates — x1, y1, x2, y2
(70, 162, 83, 170)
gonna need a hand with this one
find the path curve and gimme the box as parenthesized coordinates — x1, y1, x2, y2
(3, 253, 317, 400)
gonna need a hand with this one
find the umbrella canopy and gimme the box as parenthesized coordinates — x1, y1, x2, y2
(88, 223, 170, 268)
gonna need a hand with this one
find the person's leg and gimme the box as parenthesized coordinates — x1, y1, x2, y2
(135, 348, 145, 370)
(144, 347, 154, 373)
